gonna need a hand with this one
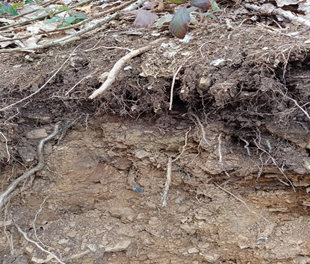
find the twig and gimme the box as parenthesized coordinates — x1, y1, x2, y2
(15, 223, 65, 264)
(89, 37, 166, 99)
(162, 157, 172, 207)
(0, 45, 80, 112)
(0, 124, 59, 211)
(189, 113, 211, 146)
(215, 183, 270, 223)
(0, 131, 10, 162)
(244, 3, 310, 28)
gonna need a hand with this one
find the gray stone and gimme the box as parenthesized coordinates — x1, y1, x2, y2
(18, 146, 37, 163)
(26, 128, 48, 139)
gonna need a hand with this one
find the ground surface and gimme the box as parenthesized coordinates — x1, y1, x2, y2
(1, 0, 310, 263)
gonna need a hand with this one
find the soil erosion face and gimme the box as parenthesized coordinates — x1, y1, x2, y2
(1, 7, 310, 264)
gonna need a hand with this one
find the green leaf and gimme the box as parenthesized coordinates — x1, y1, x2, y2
(211, 0, 221, 11)
(166, 0, 188, 3)
(190, 0, 211, 10)
(11, 3, 24, 8)
(0, 2, 18, 16)
(57, 7, 70, 11)
(169, 6, 190, 39)
(45, 16, 61, 23)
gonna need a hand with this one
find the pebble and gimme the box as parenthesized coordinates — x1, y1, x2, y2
(26, 128, 48, 139)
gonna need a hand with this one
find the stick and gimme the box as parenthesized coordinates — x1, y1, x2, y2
(244, 3, 310, 28)
(89, 37, 166, 99)
(0, 124, 59, 211)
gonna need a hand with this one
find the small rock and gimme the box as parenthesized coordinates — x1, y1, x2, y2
(188, 247, 199, 254)
(67, 230, 77, 238)
(18, 146, 37, 163)
(59, 239, 69, 244)
(198, 76, 211, 90)
(26, 128, 48, 139)
(135, 150, 149, 159)
(200, 252, 220, 263)
(105, 239, 131, 252)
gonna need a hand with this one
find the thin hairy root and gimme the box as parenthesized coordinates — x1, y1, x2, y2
(218, 133, 222, 163)
(240, 137, 251, 156)
(169, 65, 183, 111)
(190, 113, 211, 146)
(253, 139, 296, 192)
(215, 183, 270, 223)
(162, 128, 190, 207)
(15, 223, 65, 264)
(89, 37, 166, 99)
(0, 44, 81, 112)
(0, 124, 59, 211)
(162, 157, 172, 207)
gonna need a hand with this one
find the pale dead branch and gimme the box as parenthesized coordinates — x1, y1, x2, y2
(89, 37, 167, 99)
(244, 3, 310, 28)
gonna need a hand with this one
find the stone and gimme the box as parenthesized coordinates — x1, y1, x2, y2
(26, 128, 48, 139)
(18, 146, 37, 163)
(198, 76, 211, 91)
(104, 239, 132, 252)
(188, 247, 199, 254)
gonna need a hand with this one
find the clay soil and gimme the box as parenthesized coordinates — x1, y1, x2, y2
(1, 2, 310, 264)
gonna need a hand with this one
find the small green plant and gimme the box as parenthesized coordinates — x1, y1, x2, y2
(45, 7, 87, 27)
(167, 0, 221, 39)
(0, 2, 24, 16)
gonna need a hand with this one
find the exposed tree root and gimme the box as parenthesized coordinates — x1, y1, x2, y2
(0, 124, 59, 211)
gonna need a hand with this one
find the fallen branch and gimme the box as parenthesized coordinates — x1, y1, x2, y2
(0, 124, 59, 211)
(89, 37, 167, 99)
(244, 3, 310, 28)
